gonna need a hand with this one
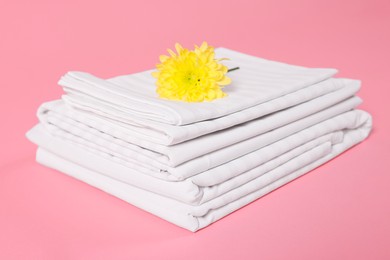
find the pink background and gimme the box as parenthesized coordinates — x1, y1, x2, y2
(1, 0, 390, 259)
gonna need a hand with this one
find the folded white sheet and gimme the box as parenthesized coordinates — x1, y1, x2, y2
(32, 109, 372, 231)
(61, 77, 350, 145)
(27, 109, 372, 206)
(39, 79, 360, 172)
(59, 48, 337, 126)
(26, 47, 373, 232)
(37, 95, 362, 182)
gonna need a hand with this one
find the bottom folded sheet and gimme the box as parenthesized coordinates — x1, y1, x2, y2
(30, 110, 372, 231)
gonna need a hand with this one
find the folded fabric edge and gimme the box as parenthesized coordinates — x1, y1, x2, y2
(30, 110, 371, 232)
(196, 114, 372, 228)
(35, 148, 201, 232)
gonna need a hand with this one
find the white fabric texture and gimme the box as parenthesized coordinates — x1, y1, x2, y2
(28, 108, 372, 206)
(38, 95, 361, 183)
(61, 77, 348, 146)
(26, 47, 373, 232)
(38, 77, 361, 174)
(29, 108, 371, 232)
(59, 48, 337, 126)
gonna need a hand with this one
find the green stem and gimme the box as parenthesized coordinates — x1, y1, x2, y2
(228, 67, 240, 72)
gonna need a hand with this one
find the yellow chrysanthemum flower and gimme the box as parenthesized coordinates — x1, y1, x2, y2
(152, 42, 232, 102)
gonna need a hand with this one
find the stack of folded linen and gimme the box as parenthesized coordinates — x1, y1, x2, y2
(26, 48, 372, 232)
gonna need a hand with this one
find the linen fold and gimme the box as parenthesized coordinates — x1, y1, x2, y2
(31, 109, 371, 232)
(26, 47, 372, 232)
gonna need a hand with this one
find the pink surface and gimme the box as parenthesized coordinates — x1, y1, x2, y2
(1, 0, 389, 259)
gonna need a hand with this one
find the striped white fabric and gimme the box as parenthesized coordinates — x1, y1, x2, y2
(59, 48, 337, 126)
(29, 109, 371, 232)
(39, 77, 360, 169)
(38, 94, 361, 181)
(26, 47, 372, 231)
(28, 109, 372, 206)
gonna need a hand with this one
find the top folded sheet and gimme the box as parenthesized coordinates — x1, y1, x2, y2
(59, 48, 337, 125)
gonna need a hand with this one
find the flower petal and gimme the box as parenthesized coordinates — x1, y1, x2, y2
(153, 42, 232, 102)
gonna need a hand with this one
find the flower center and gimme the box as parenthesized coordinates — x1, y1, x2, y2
(184, 72, 201, 87)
